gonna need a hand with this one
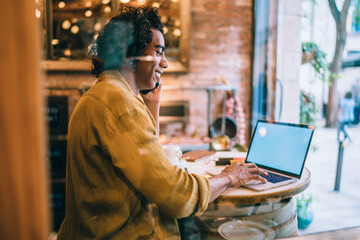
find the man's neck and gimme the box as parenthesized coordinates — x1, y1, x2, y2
(120, 67, 138, 95)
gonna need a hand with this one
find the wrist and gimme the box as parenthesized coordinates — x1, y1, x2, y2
(220, 172, 235, 188)
(144, 100, 160, 110)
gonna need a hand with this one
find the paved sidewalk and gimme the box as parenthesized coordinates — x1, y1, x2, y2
(299, 124, 360, 235)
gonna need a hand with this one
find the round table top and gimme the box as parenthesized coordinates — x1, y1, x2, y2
(186, 159, 311, 205)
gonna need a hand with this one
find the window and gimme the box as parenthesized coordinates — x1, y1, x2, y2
(40, 0, 190, 72)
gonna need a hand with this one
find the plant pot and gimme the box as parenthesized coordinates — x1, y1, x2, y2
(297, 203, 314, 230)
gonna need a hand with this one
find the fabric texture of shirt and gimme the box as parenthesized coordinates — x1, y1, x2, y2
(56, 71, 210, 239)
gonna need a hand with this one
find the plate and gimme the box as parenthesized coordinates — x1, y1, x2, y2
(218, 220, 274, 240)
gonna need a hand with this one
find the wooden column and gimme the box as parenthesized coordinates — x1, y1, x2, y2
(0, 0, 49, 239)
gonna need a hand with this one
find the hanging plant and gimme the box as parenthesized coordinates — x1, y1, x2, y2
(300, 90, 318, 126)
(300, 91, 319, 152)
(302, 41, 338, 85)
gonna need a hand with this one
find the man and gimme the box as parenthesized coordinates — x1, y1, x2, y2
(351, 79, 360, 124)
(57, 6, 267, 239)
(337, 91, 355, 142)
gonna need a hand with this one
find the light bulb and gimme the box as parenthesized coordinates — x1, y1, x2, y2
(163, 26, 168, 34)
(152, 2, 160, 8)
(104, 6, 111, 13)
(64, 49, 71, 57)
(71, 25, 79, 34)
(35, 9, 41, 18)
(62, 19, 71, 30)
(51, 39, 59, 45)
(85, 10, 93, 17)
(172, 28, 181, 37)
(94, 22, 102, 32)
(58, 1, 65, 8)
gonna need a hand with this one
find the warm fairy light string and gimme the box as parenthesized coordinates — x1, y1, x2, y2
(126, 56, 155, 62)
(44, 1, 181, 57)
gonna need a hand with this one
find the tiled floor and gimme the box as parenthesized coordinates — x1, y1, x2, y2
(298, 123, 360, 235)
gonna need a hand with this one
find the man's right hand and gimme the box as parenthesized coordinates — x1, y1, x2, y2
(220, 162, 268, 188)
(207, 162, 267, 202)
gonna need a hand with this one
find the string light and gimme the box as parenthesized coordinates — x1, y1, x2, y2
(102, 0, 111, 4)
(85, 1, 92, 7)
(94, 22, 102, 31)
(71, 25, 79, 34)
(172, 28, 181, 37)
(51, 39, 59, 45)
(120, 0, 130, 3)
(104, 6, 112, 13)
(58, 1, 65, 8)
(163, 26, 168, 34)
(64, 49, 71, 57)
(35, 9, 41, 18)
(85, 10, 93, 17)
(62, 19, 71, 30)
(152, 2, 160, 8)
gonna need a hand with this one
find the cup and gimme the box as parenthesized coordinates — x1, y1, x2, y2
(162, 145, 182, 166)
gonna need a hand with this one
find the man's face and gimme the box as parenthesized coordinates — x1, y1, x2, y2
(135, 29, 168, 91)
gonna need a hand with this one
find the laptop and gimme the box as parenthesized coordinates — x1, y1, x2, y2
(243, 120, 315, 191)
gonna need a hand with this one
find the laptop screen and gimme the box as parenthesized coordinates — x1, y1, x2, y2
(245, 120, 314, 178)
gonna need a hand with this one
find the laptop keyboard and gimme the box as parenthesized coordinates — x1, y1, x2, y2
(260, 172, 291, 183)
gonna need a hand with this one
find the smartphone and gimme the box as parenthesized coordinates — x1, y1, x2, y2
(140, 82, 159, 95)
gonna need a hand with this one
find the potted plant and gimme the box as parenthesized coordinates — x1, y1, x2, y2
(296, 193, 314, 230)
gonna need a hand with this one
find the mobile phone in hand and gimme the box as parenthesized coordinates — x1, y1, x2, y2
(140, 82, 159, 95)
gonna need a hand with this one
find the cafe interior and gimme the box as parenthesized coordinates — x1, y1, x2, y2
(1, 0, 360, 239)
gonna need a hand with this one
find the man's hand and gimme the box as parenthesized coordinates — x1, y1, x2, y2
(140, 81, 162, 107)
(140, 82, 162, 134)
(220, 162, 268, 188)
(208, 162, 268, 202)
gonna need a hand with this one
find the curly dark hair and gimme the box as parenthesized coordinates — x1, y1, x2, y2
(90, 5, 164, 77)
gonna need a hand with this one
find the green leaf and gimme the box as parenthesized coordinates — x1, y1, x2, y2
(302, 41, 334, 85)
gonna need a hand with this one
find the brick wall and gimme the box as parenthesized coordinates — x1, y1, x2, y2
(45, 0, 254, 145)
(161, 0, 253, 143)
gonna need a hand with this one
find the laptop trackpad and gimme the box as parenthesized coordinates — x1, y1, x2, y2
(244, 179, 297, 191)
(246, 180, 264, 185)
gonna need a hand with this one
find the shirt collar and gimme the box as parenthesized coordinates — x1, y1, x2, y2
(97, 70, 145, 104)
(98, 70, 134, 94)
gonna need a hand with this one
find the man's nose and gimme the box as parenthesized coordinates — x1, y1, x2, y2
(160, 55, 168, 69)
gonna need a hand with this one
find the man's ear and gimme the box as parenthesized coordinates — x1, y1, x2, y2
(130, 60, 138, 72)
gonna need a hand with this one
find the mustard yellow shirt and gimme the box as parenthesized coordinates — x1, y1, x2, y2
(56, 71, 210, 239)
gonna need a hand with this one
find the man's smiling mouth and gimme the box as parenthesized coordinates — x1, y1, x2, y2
(155, 71, 162, 77)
